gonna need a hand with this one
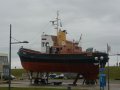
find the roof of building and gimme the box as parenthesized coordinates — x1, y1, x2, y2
(0, 53, 8, 56)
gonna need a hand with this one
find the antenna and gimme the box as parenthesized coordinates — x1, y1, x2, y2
(78, 34, 82, 46)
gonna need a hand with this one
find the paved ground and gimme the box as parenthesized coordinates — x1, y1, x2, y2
(0, 79, 120, 90)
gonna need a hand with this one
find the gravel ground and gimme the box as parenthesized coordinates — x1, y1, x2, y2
(0, 79, 120, 90)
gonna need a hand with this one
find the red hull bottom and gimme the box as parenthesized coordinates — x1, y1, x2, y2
(21, 62, 99, 80)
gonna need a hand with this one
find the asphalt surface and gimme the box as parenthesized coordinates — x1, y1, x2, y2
(0, 79, 120, 90)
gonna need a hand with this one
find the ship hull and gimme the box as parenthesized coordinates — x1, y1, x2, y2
(21, 62, 98, 73)
(21, 62, 99, 80)
(18, 48, 108, 80)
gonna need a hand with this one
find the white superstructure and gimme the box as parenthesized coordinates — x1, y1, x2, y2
(41, 35, 54, 53)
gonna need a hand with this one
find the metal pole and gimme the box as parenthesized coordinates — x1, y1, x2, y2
(107, 44, 110, 90)
(117, 53, 118, 67)
(99, 60, 101, 90)
(9, 24, 12, 90)
(8, 24, 28, 90)
(107, 59, 110, 90)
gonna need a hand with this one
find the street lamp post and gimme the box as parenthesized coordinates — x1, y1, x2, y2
(9, 24, 29, 90)
(107, 44, 110, 90)
(9, 24, 12, 90)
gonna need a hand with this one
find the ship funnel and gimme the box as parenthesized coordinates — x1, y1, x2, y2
(57, 30, 66, 46)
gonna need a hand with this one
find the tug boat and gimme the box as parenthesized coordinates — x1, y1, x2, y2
(18, 12, 108, 85)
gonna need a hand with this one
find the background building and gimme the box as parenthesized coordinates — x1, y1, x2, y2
(0, 53, 9, 80)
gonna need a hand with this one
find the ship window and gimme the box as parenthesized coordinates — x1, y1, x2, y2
(55, 48, 59, 54)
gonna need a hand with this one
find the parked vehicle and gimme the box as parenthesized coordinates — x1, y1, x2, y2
(3, 75, 16, 80)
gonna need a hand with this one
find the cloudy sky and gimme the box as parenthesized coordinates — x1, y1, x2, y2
(0, 0, 120, 68)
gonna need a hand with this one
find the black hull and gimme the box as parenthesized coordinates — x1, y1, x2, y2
(18, 48, 108, 67)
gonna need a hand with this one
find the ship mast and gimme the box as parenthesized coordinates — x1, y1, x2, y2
(56, 11, 59, 35)
(50, 11, 66, 46)
(56, 11, 60, 46)
(50, 11, 60, 35)
(50, 11, 61, 45)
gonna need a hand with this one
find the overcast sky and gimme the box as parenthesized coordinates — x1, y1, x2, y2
(0, 0, 120, 68)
